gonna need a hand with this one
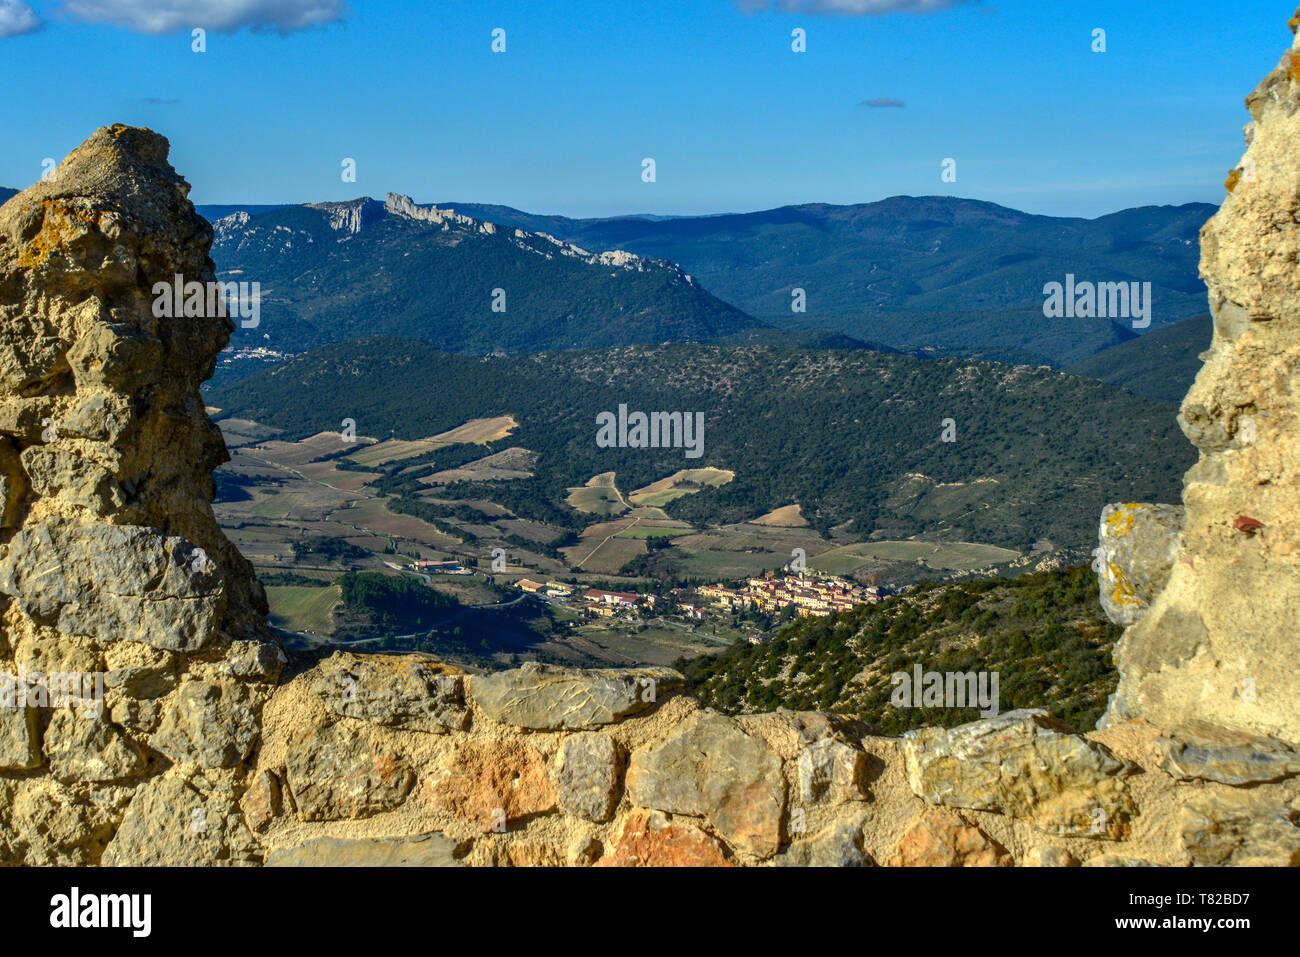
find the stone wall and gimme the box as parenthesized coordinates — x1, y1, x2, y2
(240, 654, 1296, 867)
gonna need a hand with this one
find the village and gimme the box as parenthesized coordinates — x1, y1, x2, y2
(503, 570, 887, 644)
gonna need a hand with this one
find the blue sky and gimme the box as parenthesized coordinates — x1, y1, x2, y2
(0, 0, 1291, 218)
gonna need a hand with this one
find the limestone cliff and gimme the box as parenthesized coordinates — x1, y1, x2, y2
(4, 17, 1300, 865)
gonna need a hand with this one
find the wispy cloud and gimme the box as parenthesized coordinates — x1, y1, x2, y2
(58, 0, 349, 34)
(0, 0, 40, 37)
(735, 0, 976, 15)
(859, 97, 905, 108)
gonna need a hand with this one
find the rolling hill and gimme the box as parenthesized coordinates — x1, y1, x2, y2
(207, 337, 1194, 554)
(1066, 313, 1212, 402)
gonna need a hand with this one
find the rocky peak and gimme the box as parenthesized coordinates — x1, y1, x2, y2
(305, 196, 386, 234)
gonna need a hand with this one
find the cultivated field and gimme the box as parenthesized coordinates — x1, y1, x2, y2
(751, 504, 809, 527)
(566, 472, 630, 516)
(809, 540, 1022, 576)
(628, 467, 734, 506)
(561, 535, 646, 574)
(265, 584, 341, 636)
(422, 446, 537, 485)
(347, 415, 518, 468)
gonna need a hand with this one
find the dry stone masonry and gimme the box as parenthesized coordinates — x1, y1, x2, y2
(0, 125, 282, 865)
(3, 6, 1300, 863)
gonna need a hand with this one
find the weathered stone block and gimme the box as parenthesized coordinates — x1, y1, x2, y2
(283, 720, 414, 821)
(470, 662, 681, 730)
(1180, 791, 1300, 866)
(266, 833, 462, 867)
(776, 818, 871, 867)
(553, 731, 621, 822)
(101, 771, 260, 866)
(595, 808, 734, 867)
(0, 520, 226, 651)
(0, 703, 41, 770)
(150, 679, 260, 769)
(1096, 503, 1184, 627)
(903, 709, 1137, 838)
(797, 737, 867, 806)
(424, 738, 556, 831)
(312, 652, 467, 733)
(44, 710, 144, 783)
(888, 808, 1011, 867)
(625, 711, 784, 859)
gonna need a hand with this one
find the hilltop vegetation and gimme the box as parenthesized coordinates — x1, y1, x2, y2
(676, 565, 1119, 734)
(209, 337, 1193, 553)
(1066, 313, 1212, 402)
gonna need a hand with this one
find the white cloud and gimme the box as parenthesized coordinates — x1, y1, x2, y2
(859, 97, 905, 107)
(736, 0, 975, 14)
(0, 0, 41, 37)
(58, 0, 349, 34)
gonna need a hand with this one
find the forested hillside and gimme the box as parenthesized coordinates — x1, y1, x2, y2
(209, 338, 1192, 552)
(677, 565, 1118, 734)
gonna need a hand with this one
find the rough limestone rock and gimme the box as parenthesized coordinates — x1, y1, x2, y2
(239, 769, 281, 832)
(0, 520, 225, 650)
(1081, 855, 1155, 867)
(1023, 845, 1079, 867)
(887, 808, 1011, 867)
(553, 731, 622, 823)
(101, 769, 259, 866)
(424, 738, 557, 831)
(594, 808, 734, 867)
(471, 662, 682, 730)
(0, 124, 280, 864)
(311, 651, 468, 733)
(266, 833, 463, 867)
(44, 710, 145, 783)
(625, 710, 785, 859)
(1105, 15, 1300, 746)
(9, 780, 123, 866)
(283, 718, 414, 821)
(1096, 503, 1184, 627)
(903, 709, 1137, 838)
(0, 705, 40, 770)
(1155, 728, 1300, 786)
(796, 737, 868, 806)
(776, 818, 871, 867)
(1179, 791, 1300, 866)
(149, 678, 261, 769)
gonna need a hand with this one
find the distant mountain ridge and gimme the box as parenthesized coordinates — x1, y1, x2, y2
(209, 192, 762, 358)
(436, 195, 1215, 326)
(203, 192, 1214, 369)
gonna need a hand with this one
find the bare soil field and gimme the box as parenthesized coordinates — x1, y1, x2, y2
(347, 415, 518, 468)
